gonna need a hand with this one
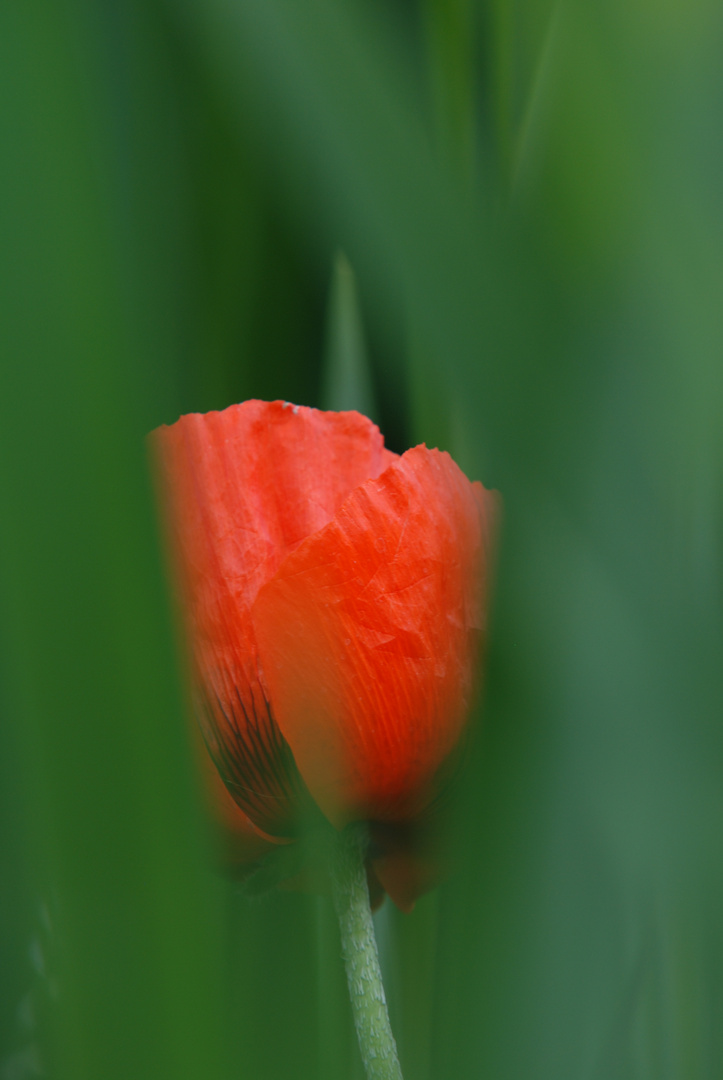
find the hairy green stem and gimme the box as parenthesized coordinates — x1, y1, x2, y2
(330, 825, 404, 1080)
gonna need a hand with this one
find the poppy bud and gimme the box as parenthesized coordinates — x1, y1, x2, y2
(151, 400, 498, 909)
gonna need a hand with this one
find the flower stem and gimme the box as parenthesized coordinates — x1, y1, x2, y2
(330, 824, 404, 1080)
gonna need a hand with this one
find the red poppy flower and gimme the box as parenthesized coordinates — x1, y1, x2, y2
(151, 400, 498, 910)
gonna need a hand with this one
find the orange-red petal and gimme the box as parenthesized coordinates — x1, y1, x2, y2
(252, 446, 497, 828)
(150, 400, 397, 836)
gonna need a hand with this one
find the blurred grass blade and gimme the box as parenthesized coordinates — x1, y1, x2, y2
(490, 0, 559, 187)
(0, 6, 231, 1079)
(321, 250, 377, 420)
(421, 0, 476, 178)
(508, 0, 561, 197)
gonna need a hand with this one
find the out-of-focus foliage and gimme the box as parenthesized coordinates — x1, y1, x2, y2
(1, 0, 722, 1078)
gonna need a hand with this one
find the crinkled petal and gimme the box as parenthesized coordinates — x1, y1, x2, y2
(252, 446, 497, 827)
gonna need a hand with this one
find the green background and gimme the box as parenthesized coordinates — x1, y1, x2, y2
(2, 1, 722, 1077)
